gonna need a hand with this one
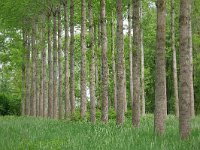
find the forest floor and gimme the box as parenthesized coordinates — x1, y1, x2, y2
(0, 115, 199, 150)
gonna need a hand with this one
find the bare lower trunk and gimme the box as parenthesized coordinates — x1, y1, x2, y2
(63, 0, 71, 118)
(188, 4, 195, 117)
(53, 10, 58, 119)
(128, 1, 133, 108)
(179, 0, 191, 139)
(30, 20, 37, 117)
(36, 23, 39, 117)
(70, 0, 75, 116)
(88, 0, 96, 123)
(171, 0, 179, 117)
(116, 0, 125, 125)
(58, 7, 63, 119)
(132, 0, 141, 127)
(100, 0, 109, 123)
(48, 14, 53, 118)
(80, 0, 87, 119)
(25, 33, 31, 116)
(154, 0, 167, 135)
(111, 13, 117, 111)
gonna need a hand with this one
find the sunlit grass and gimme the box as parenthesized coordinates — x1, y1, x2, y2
(0, 115, 199, 150)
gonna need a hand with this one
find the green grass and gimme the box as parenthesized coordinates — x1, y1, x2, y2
(0, 115, 200, 150)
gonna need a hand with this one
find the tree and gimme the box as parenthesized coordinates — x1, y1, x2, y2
(132, 0, 141, 127)
(171, 0, 179, 117)
(53, 9, 58, 119)
(80, 0, 87, 119)
(179, 0, 191, 139)
(88, 0, 96, 123)
(154, 0, 167, 135)
(116, 0, 125, 125)
(58, 6, 63, 119)
(63, 0, 71, 118)
(70, 0, 75, 116)
(101, 0, 109, 123)
(48, 12, 53, 118)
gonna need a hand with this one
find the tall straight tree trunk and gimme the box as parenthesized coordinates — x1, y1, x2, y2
(171, 0, 179, 117)
(30, 20, 37, 117)
(70, 0, 75, 116)
(111, 12, 117, 111)
(39, 28, 44, 117)
(58, 7, 63, 119)
(128, 1, 133, 108)
(48, 13, 53, 118)
(132, 0, 141, 127)
(80, 0, 87, 119)
(21, 31, 27, 116)
(100, 0, 109, 123)
(179, 0, 191, 139)
(154, 0, 167, 135)
(42, 20, 48, 118)
(140, 3, 145, 116)
(63, 0, 71, 118)
(116, 0, 125, 125)
(88, 0, 96, 123)
(36, 23, 39, 117)
(188, 3, 195, 117)
(53, 10, 58, 119)
(25, 33, 31, 116)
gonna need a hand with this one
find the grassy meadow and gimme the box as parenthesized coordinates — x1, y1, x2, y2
(0, 115, 200, 150)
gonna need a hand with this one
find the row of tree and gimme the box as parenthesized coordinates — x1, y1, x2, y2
(0, 0, 198, 139)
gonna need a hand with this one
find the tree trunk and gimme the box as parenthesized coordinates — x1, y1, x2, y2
(154, 0, 167, 135)
(100, 0, 109, 123)
(171, 0, 179, 117)
(188, 3, 195, 117)
(140, 3, 145, 116)
(63, 0, 71, 118)
(25, 33, 31, 116)
(53, 10, 58, 119)
(36, 23, 39, 117)
(70, 0, 75, 116)
(80, 0, 87, 119)
(179, 0, 191, 139)
(116, 0, 125, 125)
(132, 0, 141, 127)
(48, 13, 53, 118)
(128, 1, 133, 109)
(30, 20, 37, 117)
(88, 0, 96, 123)
(111, 12, 117, 111)
(57, 7, 63, 119)
(42, 16, 48, 118)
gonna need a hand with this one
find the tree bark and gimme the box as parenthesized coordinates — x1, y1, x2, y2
(63, 0, 71, 118)
(88, 0, 96, 123)
(25, 33, 31, 116)
(48, 13, 53, 118)
(188, 3, 195, 117)
(128, 1, 133, 109)
(179, 0, 191, 139)
(154, 0, 167, 135)
(171, 0, 179, 117)
(80, 0, 87, 119)
(111, 12, 117, 111)
(30, 20, 37, 117)
(53, 10, 58, 119)
(58, 7, 63, 119)
(140, 3, 145, 116)
(116, 0, 125, 125)
(70, 0, 76, 116)
(100, 0, 109, 123)
(132, 0, 141, 127)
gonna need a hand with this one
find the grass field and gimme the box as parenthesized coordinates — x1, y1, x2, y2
(0, 115, 200, 150)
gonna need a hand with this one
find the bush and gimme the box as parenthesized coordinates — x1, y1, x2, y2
(0, 94, 21, 116)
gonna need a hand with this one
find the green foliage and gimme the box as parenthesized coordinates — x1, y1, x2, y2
(0, 115, 200, 149)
